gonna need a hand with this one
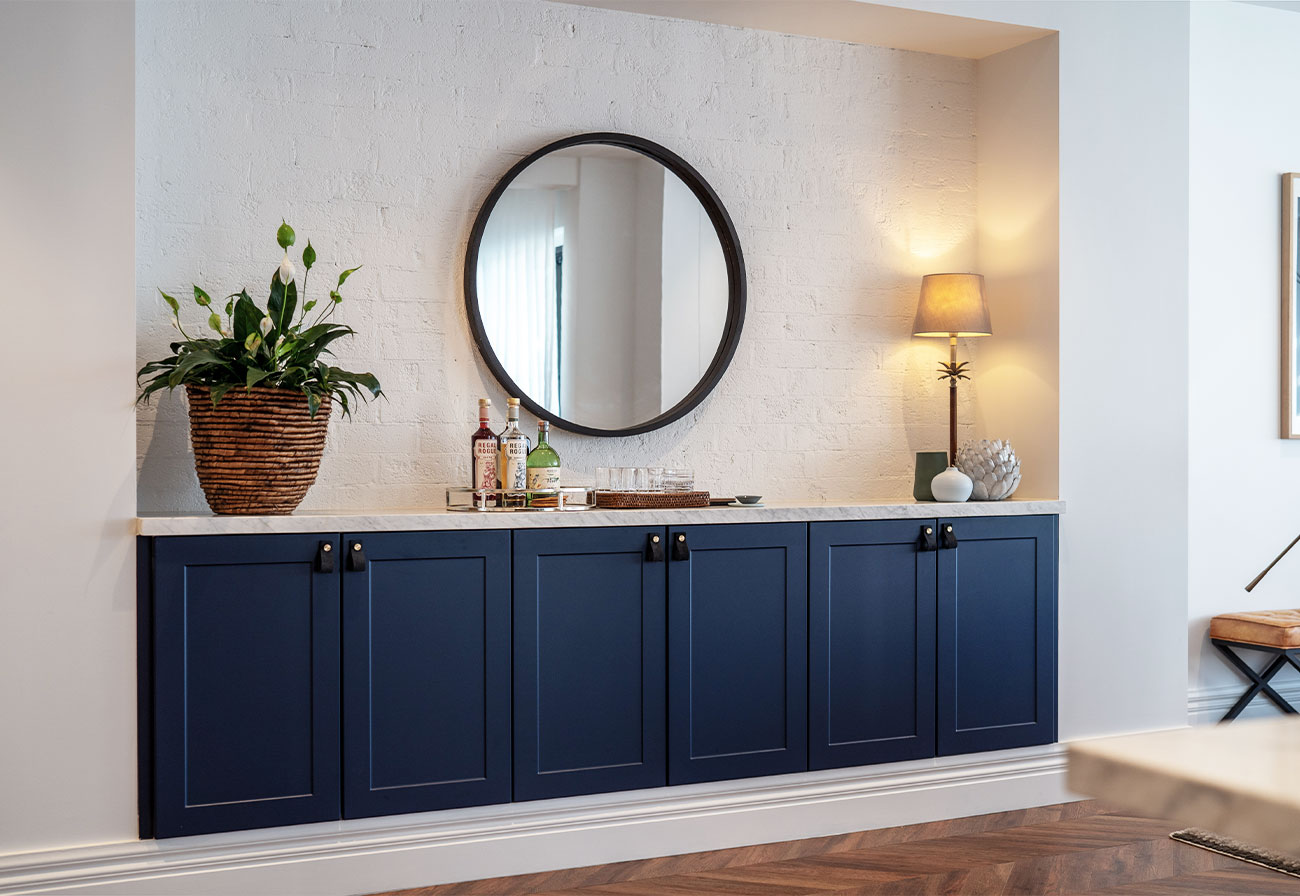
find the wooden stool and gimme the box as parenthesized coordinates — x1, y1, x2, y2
(1209, 610, 1300, 722)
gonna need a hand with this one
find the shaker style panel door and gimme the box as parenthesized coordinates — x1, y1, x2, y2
(341, 531, 511, 819)
(937, 515, 1057, 756)
(809, 520, 937, 770)
(513, 526, 667, 801)
(152, 534, 341, 838)
(667, 523, 808, 785)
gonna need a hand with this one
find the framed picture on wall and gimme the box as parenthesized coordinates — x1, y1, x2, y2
(1284, 173, 1300, 437)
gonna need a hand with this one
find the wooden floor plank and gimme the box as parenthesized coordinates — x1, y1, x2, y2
(372, 801, 1299, 896)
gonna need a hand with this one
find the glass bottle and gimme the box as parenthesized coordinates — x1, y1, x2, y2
(526, 421, 562, 498)
(497, 397, 530, 508)
(470, 398, 499, 506)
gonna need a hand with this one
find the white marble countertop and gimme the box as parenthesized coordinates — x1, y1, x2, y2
(135, 498, 1064, 536)
(1068, 717, 1300, 856)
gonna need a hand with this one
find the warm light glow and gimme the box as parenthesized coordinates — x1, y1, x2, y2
(912, 273, 992, 337)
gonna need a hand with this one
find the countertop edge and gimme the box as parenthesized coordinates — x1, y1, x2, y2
(135, 499, 1065, 536)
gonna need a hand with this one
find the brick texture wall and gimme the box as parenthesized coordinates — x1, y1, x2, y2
(135, 0, 978, 511)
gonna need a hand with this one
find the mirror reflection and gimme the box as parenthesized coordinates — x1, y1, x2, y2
(474, 144, 731, 432)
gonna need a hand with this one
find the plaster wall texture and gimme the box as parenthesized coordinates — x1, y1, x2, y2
(0, 0, 136, 856)
(134, 0, 983, 513)
(1187, 1, 1300, 703)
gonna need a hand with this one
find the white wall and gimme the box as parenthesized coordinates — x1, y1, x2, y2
(875, 0, 1191, 741)
(1187, 1, 1300, 710)
(134, 0, 980, 511)
(0, 0, 137, 854)
(973, 34, 1059, 501)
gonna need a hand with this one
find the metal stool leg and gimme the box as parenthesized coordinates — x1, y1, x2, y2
(1213, 640, 1300, 722)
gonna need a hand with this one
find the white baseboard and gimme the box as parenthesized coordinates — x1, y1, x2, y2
(0, 744, 1072, 896)
(1187, 680, 1300, 726)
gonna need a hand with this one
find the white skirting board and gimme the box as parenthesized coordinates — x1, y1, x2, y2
(0, 745, 1072, 896)
(1187, 681, 1300, 726)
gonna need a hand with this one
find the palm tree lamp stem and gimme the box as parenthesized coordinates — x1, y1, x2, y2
(948, 336, 958, 465)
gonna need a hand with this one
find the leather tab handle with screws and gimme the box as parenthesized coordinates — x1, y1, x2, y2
(645, 533, 665, 562)
(918, 525, 938, 552)
(940, 524, 958, 550)
(347, 540, 368, 572)
(671, 532, 690, 561)
(316, 541, 335, 573)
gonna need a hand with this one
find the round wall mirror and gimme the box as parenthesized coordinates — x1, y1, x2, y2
(465, 132, 746, 436)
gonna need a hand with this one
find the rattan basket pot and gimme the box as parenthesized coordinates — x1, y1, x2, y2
(185, 384, 330, 515)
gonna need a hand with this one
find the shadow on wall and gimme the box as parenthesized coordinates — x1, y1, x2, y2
(138, 389, 207, 514)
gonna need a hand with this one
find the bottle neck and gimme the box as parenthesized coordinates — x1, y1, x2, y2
(536, 425, 549, 446)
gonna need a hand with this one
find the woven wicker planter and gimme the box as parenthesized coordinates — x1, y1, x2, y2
(185, 384, 330, 515)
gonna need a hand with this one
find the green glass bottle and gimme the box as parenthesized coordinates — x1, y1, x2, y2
(526, 420, 561, 499)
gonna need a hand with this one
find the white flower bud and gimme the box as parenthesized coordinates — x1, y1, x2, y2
(171, 317, 182, 332)
(260, 316, 274, 337)
(278, 253, 295, 284)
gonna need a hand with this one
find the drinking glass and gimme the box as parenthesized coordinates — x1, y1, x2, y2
(596, 467, 611, 491)
(647, 467, 665, 491)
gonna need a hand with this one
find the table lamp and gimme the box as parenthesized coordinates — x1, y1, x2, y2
(912, 273, 992, 502)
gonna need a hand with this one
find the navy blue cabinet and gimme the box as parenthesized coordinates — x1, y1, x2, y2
(141, 513, 1056, 839)
(937, 515, 1057, 755)
(809, 520, 937, 770)
(513, 527, 667, 800)
(668, 523, 808, 785)
(341, 531, 511, 819)
(151, 535, 341, 838)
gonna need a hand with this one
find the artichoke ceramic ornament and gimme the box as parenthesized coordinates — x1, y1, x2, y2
(956, 439, 1021, 501)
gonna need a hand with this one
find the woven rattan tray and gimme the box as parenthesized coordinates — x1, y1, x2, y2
(594, 490, 710, 509)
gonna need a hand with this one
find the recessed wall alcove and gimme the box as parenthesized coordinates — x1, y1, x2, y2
(134, 0, 1060, 509)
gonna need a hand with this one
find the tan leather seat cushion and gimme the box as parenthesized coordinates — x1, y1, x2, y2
(1210, 610, 1300, 647)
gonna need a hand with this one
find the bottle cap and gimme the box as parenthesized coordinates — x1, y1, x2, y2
(507, 397, 520, 407)
(538, 420, 550, 431)
(479, 398, 491, 408)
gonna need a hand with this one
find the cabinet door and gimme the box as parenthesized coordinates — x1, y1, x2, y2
(152, 534, 340, 838)
(513, 526, 667, 800)
(809, 520, 937, 770)
(937, 515, 1057, 755)
(668, 523, 808, 785)
(341, 531, 510, 819)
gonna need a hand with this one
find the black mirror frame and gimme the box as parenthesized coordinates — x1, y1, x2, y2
(464, 132, 746, 438)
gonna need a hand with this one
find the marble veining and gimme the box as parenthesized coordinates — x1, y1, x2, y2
(1067, 717, 1300, 857)
(135, 499, 1064, 536)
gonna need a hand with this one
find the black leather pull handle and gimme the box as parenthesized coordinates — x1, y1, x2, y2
(671, 532, 690, 561)
(347, 540, 368, 572)
(940, 524, 958, 550)
(316, 541, 335, 573)
(918, 525, 938, 552)
(645, 533, 664, 562)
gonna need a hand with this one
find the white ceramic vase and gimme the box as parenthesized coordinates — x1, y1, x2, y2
(930, 465, 973, 502)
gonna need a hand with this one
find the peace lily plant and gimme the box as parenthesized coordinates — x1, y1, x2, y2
(137, 221, 381, 417)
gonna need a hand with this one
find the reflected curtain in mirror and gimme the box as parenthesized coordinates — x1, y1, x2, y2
(477, 188, 562, 413)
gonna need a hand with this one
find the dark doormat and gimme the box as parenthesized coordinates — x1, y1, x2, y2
(1172, 828, 1300, 878)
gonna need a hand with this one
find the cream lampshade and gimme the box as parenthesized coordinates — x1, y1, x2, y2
(912, 273, 992, 502)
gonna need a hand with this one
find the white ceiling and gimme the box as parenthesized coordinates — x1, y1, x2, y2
(547, 0, 1053, 60)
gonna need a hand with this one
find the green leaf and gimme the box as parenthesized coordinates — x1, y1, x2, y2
(337, 265, 361, 287)
(302, 240, 316, 271)
(277, 220, 295, 249)
(330, 290, 342, 304)
(209, 383, 234, 406)
(246, 367, 273, 388)
(193, 285, 212, 307)
(207, 312, 222, 334)
(158, 289, 179, 315)
(303, 300, 316, 313)
(224, 299, 234, 317)
(306, 389, 321, 419)
(233, 292, 262, 342)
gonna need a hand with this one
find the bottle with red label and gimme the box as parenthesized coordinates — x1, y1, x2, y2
(470, 398, 499, 504)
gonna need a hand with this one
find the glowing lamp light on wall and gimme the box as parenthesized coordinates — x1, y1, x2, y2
(912, 273, 992, 503)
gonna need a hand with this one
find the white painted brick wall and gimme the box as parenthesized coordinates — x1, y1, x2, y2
(136, 0, 979, 512)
